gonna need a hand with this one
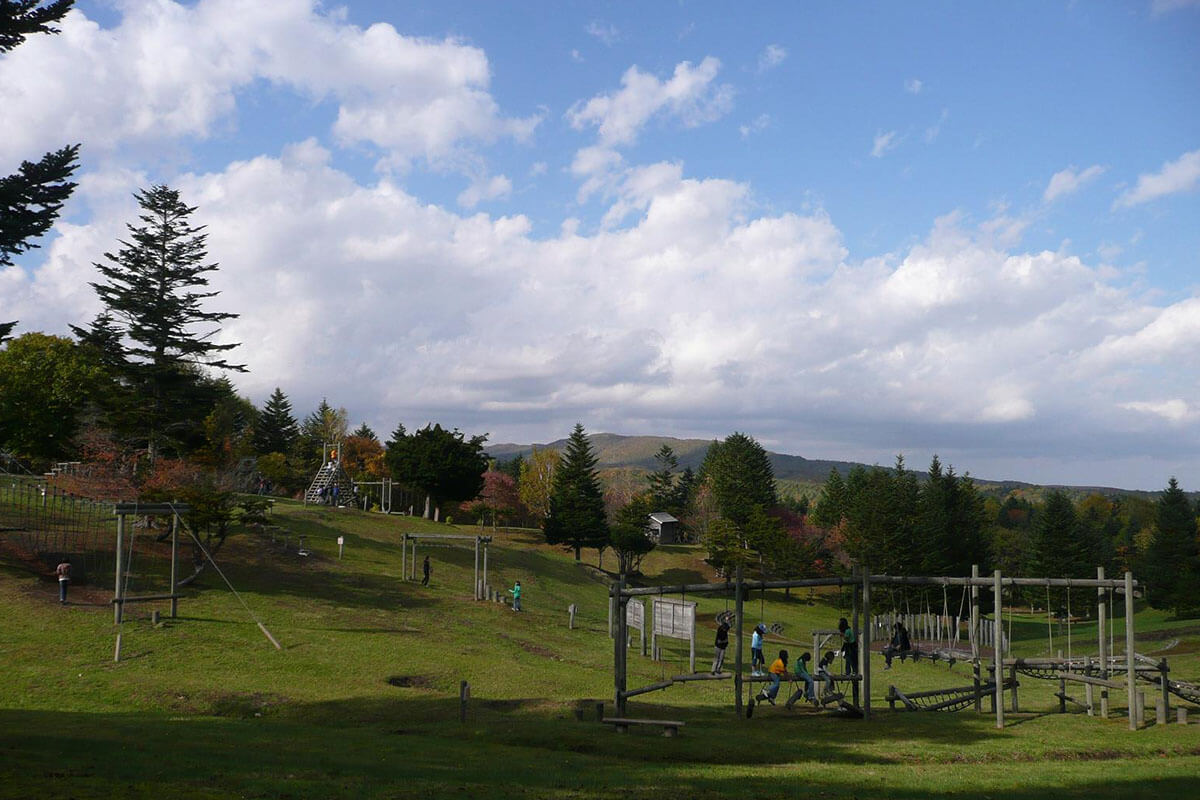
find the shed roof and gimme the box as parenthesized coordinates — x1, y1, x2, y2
(648, 512, 679, 524)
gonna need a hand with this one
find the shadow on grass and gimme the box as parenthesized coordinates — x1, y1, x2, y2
(2, 702, 1197, 800)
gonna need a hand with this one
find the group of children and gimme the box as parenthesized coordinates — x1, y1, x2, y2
(707, 616, 864, 716)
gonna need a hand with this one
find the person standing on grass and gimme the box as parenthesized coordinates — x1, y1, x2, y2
(838, 617, 858, 675)
(422, 556, 430, 586)
(509, 580, 522, 612)
(712, 621, 730, 674)
(55, 559, 71, 604)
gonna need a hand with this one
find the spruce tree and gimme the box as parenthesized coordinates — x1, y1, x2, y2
(2, 2, 80, 337)
(83, 185, 243, 458)
(254, 388, 299, 455)
(1143, 478, 1200, 614)
(646, 443, 678, 509)
(544, 423, 609, 561)
(352, 422, 378, 441)
(700, 432, 777, 526)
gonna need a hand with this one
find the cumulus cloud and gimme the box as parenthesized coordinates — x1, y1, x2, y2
(757, 44, 787, 73)
(1043, 164, 1106, 203)
(7, 142, 1200, 487)
(457, 174, 513, 208)
(871, 130, 899, 158)
(1114, 148, 1200, 208)
(904, 78, 923, 94)
(566, 57, 734, 150)
(0, 0, 536, 172)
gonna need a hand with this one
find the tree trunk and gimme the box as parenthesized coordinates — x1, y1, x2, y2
(574, 544, 581, 561)
(423, 495, 431, 519)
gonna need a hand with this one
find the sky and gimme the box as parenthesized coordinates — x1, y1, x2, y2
(2, 0, 1200, 490)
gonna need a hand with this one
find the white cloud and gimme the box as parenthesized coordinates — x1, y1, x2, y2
(1043, 164, 1106, 203)
(457, 174, 513, 208)
(904, 78, 923, 94)
(1120, 399, 1192, 423)
(529, 161, 548, 176)
(570, 48, 583, 63)
(8, 143, 1200, 489)
(757, 44, 787, 73)
(585, 20, 620, 46)
(871, 130, 899, 158)
(924, 109, 949, 143)
(1114, 148, 1200, 208)
(740, 114, 770, 139)
(566, 57, 733, 150)
(0, 0, 537, 172)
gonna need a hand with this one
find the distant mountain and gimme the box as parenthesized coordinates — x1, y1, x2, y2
(486, 433, 1182, 501)
(488, 433, 879, 484)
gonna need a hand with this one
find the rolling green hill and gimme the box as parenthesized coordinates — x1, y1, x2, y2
(1, 499, 1197, 798)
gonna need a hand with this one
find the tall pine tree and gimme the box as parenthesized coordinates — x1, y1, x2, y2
(1143, 478, 1200, 615)
(544, 423, 609, 561)
(78, 185, 243, 459)
(254, 388, 299, 455)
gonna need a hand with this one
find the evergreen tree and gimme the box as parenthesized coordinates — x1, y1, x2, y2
(254, 388, 299, 455)
(297, 399, 348, 471)
(352, 422, 378, 441)
(2, 2, 80, 336)
(646, 444, 678, 509)
(544, 423, 609, 561)
(79, 185, 243, 458)
(810, 468, 848, 529)
(700, 432, 777, 526)
(385, 423, 489, 520)
(1142, 478, 1200, 614)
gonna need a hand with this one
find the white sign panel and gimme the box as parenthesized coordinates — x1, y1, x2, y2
(652, 597, 696, 641)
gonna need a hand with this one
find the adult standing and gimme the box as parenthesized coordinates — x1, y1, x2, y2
(421, 556, 431, 586)
(712, 621, 730, 674)
(55, 558, 71, 604)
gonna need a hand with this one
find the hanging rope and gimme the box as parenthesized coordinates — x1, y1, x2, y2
(167, 501, 282, 650)
(1005, 588, 1013, 658)
(955, 583, 969, 647)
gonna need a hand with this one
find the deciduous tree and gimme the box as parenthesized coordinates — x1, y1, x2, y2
(386, 423, 488, 520)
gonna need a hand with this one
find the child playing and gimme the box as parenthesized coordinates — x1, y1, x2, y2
(750, 623, 767, 675)
(838, 617, 858, 675)
(750, 649, 789, 713)
(712, 621, 730, 674)
(883, 620, 911, 669)
(784, 651, 816, 709)
(817, 650, 838, 700)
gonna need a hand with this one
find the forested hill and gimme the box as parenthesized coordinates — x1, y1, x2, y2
(487, 433, 888, 484)
(485, 433, 1179, 501)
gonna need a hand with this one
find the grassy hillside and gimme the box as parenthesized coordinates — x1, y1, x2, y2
(1, 501, 1198, 798)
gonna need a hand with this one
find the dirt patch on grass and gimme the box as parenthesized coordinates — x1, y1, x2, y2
(495, 631, 561, 660)
(387, 675, 434, 689)
(165, 690, 287, 717)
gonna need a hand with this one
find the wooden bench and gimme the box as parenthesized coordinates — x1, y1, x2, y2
(601, 717, 685, 737)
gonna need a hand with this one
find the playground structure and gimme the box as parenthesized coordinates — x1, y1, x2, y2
(401, 532, 492, 601)
(111, 502, 187, 624)
(609, 565, 1182, 731)
(303, 443, 356, 506)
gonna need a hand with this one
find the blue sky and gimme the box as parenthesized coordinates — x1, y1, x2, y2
(3, 0, 1199, 489)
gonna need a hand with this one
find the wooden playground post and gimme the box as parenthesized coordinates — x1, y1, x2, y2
(169, 511, 179, 618)
(734, 563, 744, 719)
(1125, 570, 1136, 730)
(473, 537, 480, 600)
(113, 512, 125, 624)
(1097, 566, 1107, 678)
(861, 563, 871, 720)
(971, 564, 981, 713)
(614, 575, 627, 716)
(993, 569, 1004, 729)
(400, 533, 407, 581)
(482, 540, 489, 599)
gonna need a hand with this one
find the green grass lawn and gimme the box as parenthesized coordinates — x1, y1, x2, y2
(1, 499, 1197, 798)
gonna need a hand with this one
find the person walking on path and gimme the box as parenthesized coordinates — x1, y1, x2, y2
(421, 556, 431, 586)
(712, 621, 730, 674)
(509, 580, 522, 612)
(55, 559, 71, 604)
(838, 617, 858, 675)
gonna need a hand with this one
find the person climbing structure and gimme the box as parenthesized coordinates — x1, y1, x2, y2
(784, 651, 817, 709)
(712, 621, 730, 674)
(748, 649, 789, 716)
(838, 617, 858, 675)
